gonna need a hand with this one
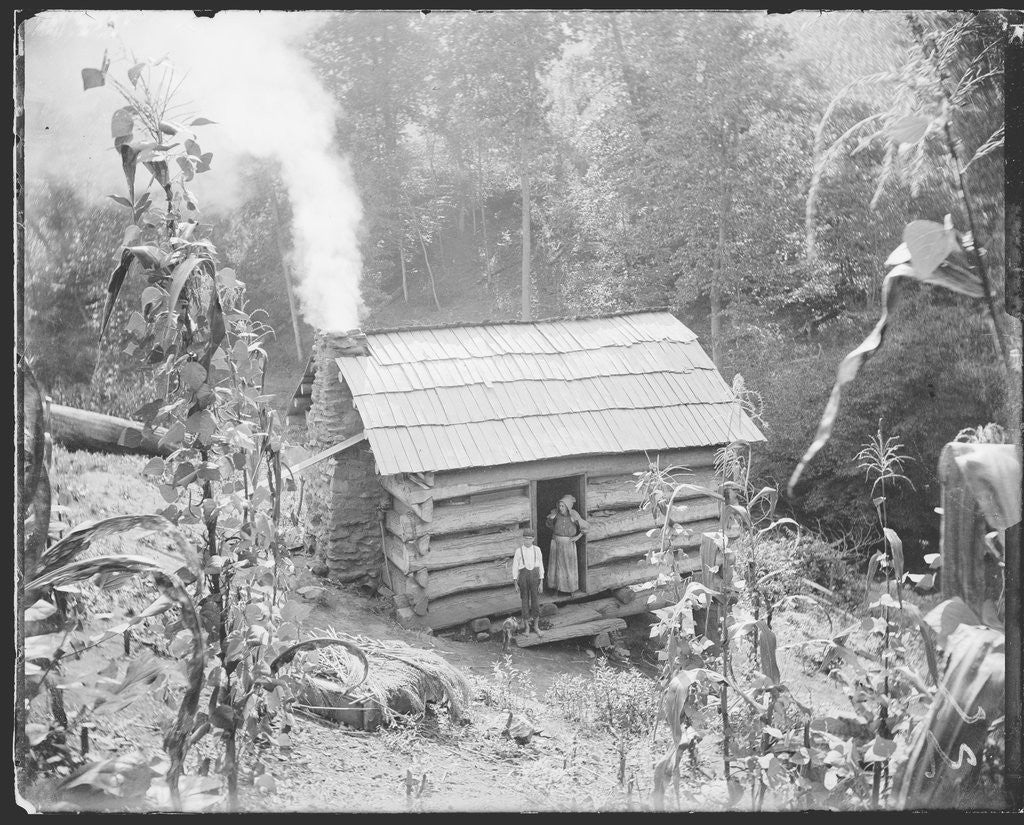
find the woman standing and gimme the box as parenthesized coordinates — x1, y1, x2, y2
(545, 494, 589, 594)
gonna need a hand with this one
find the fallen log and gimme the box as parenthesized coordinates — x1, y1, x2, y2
(48, 403, 169, 457)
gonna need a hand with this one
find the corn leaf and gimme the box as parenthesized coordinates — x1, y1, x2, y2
(162, 255, 201, 351)
(100, 249, 136, 337)
(36, 514, 173, 578)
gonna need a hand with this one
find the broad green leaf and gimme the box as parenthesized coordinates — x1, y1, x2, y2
(126, 245, 167, 270)
(122, 224, 142, 247)
(924, 597, 981, 646)
(127, 62, 146, 86)
(884, 527, 904, 606)
(25, 632, 65, 662)
(81, 67, 105, 90)
(142, 158, 171, 189)
(176, 155, 195, 181)
(188, 116, 217, 127)
(108, 194, 134, 209)
(903, 220, 959, 280)
(180, 362, 207, 391)
(25, 599, 57, 622)
(111, 107, 134, 139)
(186, 410, 216, 443)
(159, 421, 186, 448)
(863, 735, 897, 762)
(144, 457, 166, 477)
(884, 242, 911, 267)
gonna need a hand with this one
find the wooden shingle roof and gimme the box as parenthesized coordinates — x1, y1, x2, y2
(326, 310, 764, 475)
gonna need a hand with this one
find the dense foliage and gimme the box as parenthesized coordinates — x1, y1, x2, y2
(23, 10, 1011, 559)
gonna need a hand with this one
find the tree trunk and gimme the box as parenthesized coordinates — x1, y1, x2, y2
(520, 138, 532, 322)
(711, 124, 735, 371)
(268, 184, 305, 360)
(414, 217, 442, 312)
(398, 240, 408, 303)
(609, 17, 650, 145)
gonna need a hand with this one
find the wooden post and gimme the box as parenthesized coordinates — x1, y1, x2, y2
(697, 532, 726, 644)
(937, 443, 1003, 607)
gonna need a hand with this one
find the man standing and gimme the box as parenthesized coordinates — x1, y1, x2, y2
(512, 528, 544, 637)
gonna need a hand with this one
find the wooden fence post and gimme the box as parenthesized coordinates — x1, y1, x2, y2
(696, 532, 726, 644)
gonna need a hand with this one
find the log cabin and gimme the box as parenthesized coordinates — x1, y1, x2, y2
(288, 309, 765, 636)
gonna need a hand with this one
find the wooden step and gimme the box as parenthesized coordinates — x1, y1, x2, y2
(513, 617, 626, 648)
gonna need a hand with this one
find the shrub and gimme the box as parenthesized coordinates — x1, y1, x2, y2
(545, 659, 659, 739)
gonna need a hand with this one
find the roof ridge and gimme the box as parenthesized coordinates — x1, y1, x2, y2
(332, 306, 679, 337)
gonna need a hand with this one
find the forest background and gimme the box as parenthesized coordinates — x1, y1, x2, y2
(22, 10, 1013, 567)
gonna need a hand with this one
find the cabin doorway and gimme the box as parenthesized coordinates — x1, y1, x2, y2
(534, 474, 587, 593)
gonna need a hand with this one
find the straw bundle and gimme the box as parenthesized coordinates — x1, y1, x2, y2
(293, 634, 471, 731)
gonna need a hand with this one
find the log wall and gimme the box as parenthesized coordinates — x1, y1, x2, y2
(382, 447, 721, 630)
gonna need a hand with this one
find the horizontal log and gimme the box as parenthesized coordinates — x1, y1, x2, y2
(384, 509, 419, 542)
(429, 449, 717, 502)
(385, 529, 522, 574)
(586, 520, 718, 566)
(586, 555, 698, 594)
(588, 467, 719, 511)
(427, 529, 524, 570)
(585, 500, 719, 542)
(49, 403, 169, 457)
(425, 558, 512, 600)
(382, 535, 431, 575)
(514, 618, 626, 648)
(379, 474, 434, 507)
(386, 555, 514, 601)
(392, 493, 433, 524)
(585, 508, 658, 542)
(542, 604, 605, 629)
(429, 493, 530, 536)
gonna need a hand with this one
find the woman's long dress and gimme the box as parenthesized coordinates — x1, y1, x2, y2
(547, 511, 580, 593)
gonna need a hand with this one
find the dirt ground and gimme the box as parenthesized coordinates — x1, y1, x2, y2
(24, 447, 866, 813)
